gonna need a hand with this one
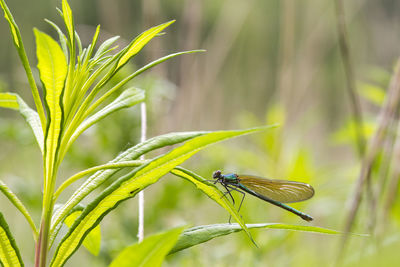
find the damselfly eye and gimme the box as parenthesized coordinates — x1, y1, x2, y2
(213, 170, 222, 179)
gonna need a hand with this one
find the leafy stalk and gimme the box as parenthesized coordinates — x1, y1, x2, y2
(0, 0, 47, 131)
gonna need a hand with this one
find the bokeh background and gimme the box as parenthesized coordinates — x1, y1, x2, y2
(1, 0, 400, 266)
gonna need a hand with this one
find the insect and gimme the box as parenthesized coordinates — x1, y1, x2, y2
(212, 170, 314, 221)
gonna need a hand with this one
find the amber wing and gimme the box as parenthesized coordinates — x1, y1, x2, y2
(238, 175, 314, 203)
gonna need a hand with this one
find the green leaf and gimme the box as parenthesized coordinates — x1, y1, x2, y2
(50, 131, 206, 243)
(34, 28, 67, 178)
(45, 19, 69, 59)
(0, 180, 38, 239)
(0, 1, 47, 127)
(0, 0, 19, 47)
(116, 20, 175, 69)
(170, 167, 249, 242)
(169, 223, 354, 254)
(64, 211, 101, 256)
(0, 212, 24, 267)
(83, 25, 100, 66)
(109, 227, 185, 267)
(68, 88, 145, 150)
(93, 36, 120, 62)
(0, 93, 44, 153)
(51, 126, 275, 266)
(83, 50, 204, 122)
(54, 160, 147, 200)
(61, 0, 74, 41)
(0, 92, 18, 109)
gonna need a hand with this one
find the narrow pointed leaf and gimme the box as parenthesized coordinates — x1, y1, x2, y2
(109, 227, 185, 267)
(0, 92, 18, 109)
(61, 0, 74, 40)
(84, 50, 204, 121)
(0, 212, 24, 267)
(93, 36, 120, 61)
(0, 0, 19, 47)
(0, 93, 44, 153)
(64, 211, 101, 256)
(83, 25, 100, 66)
(170, 167, 249, 241)
(45, 19, 68, 59)
(70, 88, 144, 147)
(35, 28, 67, 174)
(50, 131, 206, 240)
(116, 20, 175, 69)
(51, 126, 274, 266)
(0, 0, 47, 127)
(169, 223, 355, 254)
(0, 180, 38, 239)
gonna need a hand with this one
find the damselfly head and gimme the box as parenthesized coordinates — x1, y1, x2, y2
(213, 170, 222, 179)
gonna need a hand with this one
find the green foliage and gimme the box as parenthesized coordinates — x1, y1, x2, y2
(64, 210, 101, 256)
(0, 93, 44, 152)
(109, 227, 185, 267)
(0, 0, 353, 266)
(0, 213, 24, 267)
(51, 127, 272, 266)
(169, 223, 349, 254)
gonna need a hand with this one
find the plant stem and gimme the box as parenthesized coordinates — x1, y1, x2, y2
(338, 60, 400, 261)
(36, 161, 58, 267)
(334, 0, 366, 157)
(36, 201, 54, 267)
(138, 101, 147, 242)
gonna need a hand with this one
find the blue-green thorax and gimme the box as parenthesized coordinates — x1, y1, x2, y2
(222, 173, 240, 183)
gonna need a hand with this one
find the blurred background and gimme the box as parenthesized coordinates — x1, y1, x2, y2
(1, 0, 400, 266)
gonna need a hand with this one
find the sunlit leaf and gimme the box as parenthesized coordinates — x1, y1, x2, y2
(35, 28, 67, 179)
(45, 19, 68, 59)
(51, 126, 275, 266)
(0, 92, 18, 109)
(116, 20, 175, 69)
(69, 88, 145, 148)
(50, 131, 206, 242)
(85, 50, 204, 121)
(0, 0, 19, 47)
(169, 223, 359, 254)
(0, 92, 44, 153)
(93, 36, 120, 62)
(0, 212, 24, 267)
(170, 167, 250, 242)
(109, 227, 185, 267)
(64, 211, 101, 256)
(61, 0, 74, 40)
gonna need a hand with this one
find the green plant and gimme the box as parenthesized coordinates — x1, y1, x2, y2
(0, 1, 341, 266)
